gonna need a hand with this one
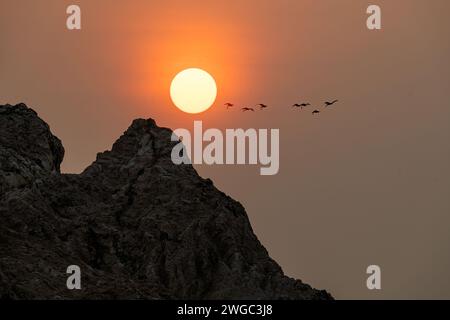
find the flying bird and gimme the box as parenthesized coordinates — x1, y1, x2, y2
(324, 100, 338, 107)
(293, 103, 310, 108)
(312, 109, 320, 115)
(242, 107, 255, 112)
(224, 103, 234, 109)
(258, 104, 269, 110)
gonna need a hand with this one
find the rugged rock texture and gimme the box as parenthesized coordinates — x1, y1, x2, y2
(0, 103, 332, 300)
(0, 104, 64, 194)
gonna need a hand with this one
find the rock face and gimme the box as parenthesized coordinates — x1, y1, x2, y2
(0, 103, 332, 300)
(0, 104, 64, 194)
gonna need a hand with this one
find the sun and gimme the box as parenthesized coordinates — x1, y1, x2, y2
(170, 68, 217, 114)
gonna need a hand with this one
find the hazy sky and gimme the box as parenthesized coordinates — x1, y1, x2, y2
(1, 0, 449, 299)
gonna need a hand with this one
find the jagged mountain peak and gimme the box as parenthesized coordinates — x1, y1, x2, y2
(0, 103, 332, 300)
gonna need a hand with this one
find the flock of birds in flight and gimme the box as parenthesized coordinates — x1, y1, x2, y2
(224, 99, 339, 115)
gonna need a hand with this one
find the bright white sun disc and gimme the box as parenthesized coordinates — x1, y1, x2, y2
(170, 68, 217, 114)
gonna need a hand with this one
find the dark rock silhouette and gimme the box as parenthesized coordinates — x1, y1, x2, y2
(0, 103, 332, 300)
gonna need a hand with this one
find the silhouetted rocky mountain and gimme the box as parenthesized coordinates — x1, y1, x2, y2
(0, 103, 332, 299)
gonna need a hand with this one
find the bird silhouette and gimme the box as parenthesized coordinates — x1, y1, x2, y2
(300, 103, 310, 109)
(258, 104, 268, 110)
(324, 100, 338, 107)
(224, 103, 234, 109)
(312, 109, 320, 115)
(293, 103, 310, 108)
(242, 107, 255, 112)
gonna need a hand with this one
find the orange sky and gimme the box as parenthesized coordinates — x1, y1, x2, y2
(1, 0, 450, 299)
